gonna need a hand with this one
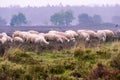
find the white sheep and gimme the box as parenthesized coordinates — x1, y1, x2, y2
(13, 37, 24, 43)
(0, 36, 7, 44)
(26, 33, 38, 43)
(48, 30, 59, 34)
(65, 30, 78, 41)
(34, 34, 49, 45)
(0, 32, 13, 44)
(24, 33, 49, 45)
(28, 30, 39, 34)
(77, 31, 90, 42)
(44, 33, 60, 41)
(12, 31, 21, 37)
(1, 32, 7, 37)
(12, 31, 30, 42)
(99, 30, 115, 41)
(97, 30, 106, 42)
(85, 30, 98, 40)
(48, 31, 70, 42)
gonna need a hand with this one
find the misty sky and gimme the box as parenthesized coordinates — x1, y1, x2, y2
(0, 0, 120, 7)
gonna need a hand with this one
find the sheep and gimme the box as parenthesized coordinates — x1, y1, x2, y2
(12, 31, 30, 42)
(97, 30, 106, 42)
(26, 33, 38, 43)
(114, 30, 120, 40)
(77, 30, 100, 47)
(48, 31, 70, 42)
(1, 32, 7, 37)
(13, 37, 24, 43)
(25, 33, 49, 45)
(0, 36, 8, 44)
(34, 34, 49, 45)
(77, 30, 86, 33)
(2, 32, 13, 42)
(0, 32, 13, 44)
(99, 30, 115, 41)
(77, 30, 98, 40)
(44, 33, 62, 42)
(77, 31, 90, 42)
(65, 30, 78, 41)
(46, 32, 70, 43)
(28, 30, 39, 34)
(48, 30, 59, 34)
(65, 30, 78, 37)
(85, 30, 98, 40)
(6, 36, 13, 42)
(12, 31, 21, 37)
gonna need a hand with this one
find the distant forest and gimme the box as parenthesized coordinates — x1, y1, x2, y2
(0, 5, 120, 26)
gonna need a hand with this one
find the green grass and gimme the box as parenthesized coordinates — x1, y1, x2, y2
(1, 41, 120, 79)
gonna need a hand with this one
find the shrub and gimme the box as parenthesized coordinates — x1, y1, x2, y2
(64, 61, 76, 70)
(96, 49, 111, 59)
(7, 49, 38, 64)
(69, 70, 81, 78)
(27, 65, 49, 80)
(23, 74, 32, 80)
(74, 48, 85, 58)
(0, 60, 25, 79)
(50, 64, 65, 74)
(110, 54, 120, 70)
(85, 49, 92, 54)
(74, 60, 91, 78)
(48, 75, 76, 80)
(90, 63, 120, 80)
(90, 63, 109, 79)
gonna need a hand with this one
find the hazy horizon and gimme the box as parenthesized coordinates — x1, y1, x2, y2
(0, 0, 120, 7)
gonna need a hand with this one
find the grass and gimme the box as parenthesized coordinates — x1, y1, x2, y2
(1, 41, 120, 79)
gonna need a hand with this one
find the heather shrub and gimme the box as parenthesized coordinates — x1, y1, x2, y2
(110, 54, 120, 70)
(7, 48, 38, 64)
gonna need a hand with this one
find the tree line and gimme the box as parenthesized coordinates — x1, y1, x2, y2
(50, 11, 103, 26)
(0, 10, 120, 26)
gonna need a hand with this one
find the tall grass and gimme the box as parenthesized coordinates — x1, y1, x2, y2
(0, 41, 120, 79)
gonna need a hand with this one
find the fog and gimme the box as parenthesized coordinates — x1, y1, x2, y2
(0, 5, 120, 25)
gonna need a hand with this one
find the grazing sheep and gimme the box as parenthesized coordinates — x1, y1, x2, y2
(77, 30, 86, 33)
(25, 33, 49, 45)
(26, 34, 38, 43)
(48, 30, 59, 34)
(77, 30, 98, 40)
(13, 37, 24, 43)
(85, 30, 98, 40)
(97, 30, 106, 42)
(12, 31, 21, 37)
(48, 31, 70, 42)
(28, 30, 39, 34)
(12, 31, 30, 42)
(44, 33, 62, 42)
(114, 30, 120, 40)
(1, 32, 7, 37)
(100, 30, 115, 41)
(34, 34, 49, 45)
(46, 32, 70, 43)
(77, 31, 90, 42)
(0, 36, 7, 44)
(0, 32, 13, 44)
(65, 30, 78, 41)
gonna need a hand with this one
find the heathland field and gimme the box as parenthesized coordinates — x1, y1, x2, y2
(0, 41, 120, 80)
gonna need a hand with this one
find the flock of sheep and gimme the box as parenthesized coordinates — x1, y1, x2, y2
(0, 29, 118, 50)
